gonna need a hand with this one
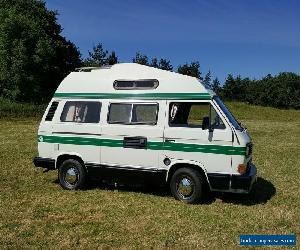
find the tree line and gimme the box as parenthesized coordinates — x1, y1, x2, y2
(0, 0, 299, 109)
(217, 73, 300, 109)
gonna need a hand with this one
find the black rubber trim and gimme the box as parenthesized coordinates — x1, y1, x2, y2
(207, 173, 230, 190)
(33, 157, 55, 170)
(207, 164, 257, 191)
(231, 163, 257, 190)
(85, 163, 167, 186)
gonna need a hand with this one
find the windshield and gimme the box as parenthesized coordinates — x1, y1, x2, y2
(213, 96, 243, 131)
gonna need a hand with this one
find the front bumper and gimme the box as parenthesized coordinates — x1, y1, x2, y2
(33, 157, 55, 170)
(231, 163, 257, 192)
(207, 163, 257, 193)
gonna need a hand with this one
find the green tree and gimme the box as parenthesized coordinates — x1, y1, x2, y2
(0, 0, 81, 102)
(222, 74, 248, 101)
(203, 70, 212, 89)
(84, 43, 108, 67)
(133, 53, 173, 71)
(177, 61, 202, 79)
(150, 58, 158, 68)
(132, 52, 149, 65)
(150, 57, 173, 71)
(212, 77, 221, 95)
(107, 51, 118, 65)
(158, 58, 173, 71)
(220, 72, 300, 108)
(257, 72, 300, 108)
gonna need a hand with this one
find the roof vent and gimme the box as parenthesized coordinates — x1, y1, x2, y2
(113, 79, 159, 90)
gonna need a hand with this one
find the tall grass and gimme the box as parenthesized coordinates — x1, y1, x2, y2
(0, 102, 299, 249)
(0, 98, 46, 118)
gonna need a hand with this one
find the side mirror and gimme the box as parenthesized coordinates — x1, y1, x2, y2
(202, 116, 210, 130)
(202, 116, 214, 132)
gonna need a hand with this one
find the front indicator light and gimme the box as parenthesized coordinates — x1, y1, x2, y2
(246, 143, 253, 156)
(238, 164, 247, 174)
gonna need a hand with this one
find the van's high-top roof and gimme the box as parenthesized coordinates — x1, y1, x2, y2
(54, 63, 214, 100)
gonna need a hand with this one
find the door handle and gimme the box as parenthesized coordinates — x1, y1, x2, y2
(165, 138, 175, 143)
(123, 136, 147, 149)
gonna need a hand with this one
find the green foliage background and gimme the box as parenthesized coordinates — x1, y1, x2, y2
(220, 73, 300, 109)
(0, 0, 299, 109)
(0, 0, 81, 103)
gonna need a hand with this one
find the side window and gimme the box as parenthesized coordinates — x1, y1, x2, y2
(132, 104, 157, 124)
(169, 102, 225, 129)
(210, 106, 226, 129)
(60, 101, 101, 123)
(108, 103, 131, 123)
(108, 103, 158, 125)
(187, 103, 210, 127)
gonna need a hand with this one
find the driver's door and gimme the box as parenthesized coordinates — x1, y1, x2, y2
(163, 101, 233, 173)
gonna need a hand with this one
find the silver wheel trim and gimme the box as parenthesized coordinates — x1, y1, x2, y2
(65, 167, 78, 185)
(176, 176, 194, 199)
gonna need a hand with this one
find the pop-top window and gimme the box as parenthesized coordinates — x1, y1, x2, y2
(113, 79, 159, 90)
(60, 101, 101, 123)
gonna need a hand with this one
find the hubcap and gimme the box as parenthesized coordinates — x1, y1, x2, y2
(65, 167, 78, 185)
(177, 177, 194, 199)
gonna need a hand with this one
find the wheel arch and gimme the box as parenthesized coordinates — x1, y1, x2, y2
(55, 152, 85, 170)
(166, 161, 210, 188)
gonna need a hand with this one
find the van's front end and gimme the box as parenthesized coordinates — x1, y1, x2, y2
(213, 96, 257, 194)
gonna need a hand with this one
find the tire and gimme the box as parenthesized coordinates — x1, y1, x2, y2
(170, 167, 203, 204)
(58, 159, 86, 190)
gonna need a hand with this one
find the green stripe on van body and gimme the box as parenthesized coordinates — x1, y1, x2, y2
(39, 135, 123, 147)
(53, 92, 212, 100)
(38, 135, 245, 156)
(148, 141, 246, 155)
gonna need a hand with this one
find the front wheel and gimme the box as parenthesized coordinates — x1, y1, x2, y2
(58, 159, 86, 190)
(170, 168, 204, 204)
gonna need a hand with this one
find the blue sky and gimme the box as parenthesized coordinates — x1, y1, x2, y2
(45, 0, 300, 82)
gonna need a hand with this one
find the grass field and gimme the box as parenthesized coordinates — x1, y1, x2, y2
(0, 102, 299, 249)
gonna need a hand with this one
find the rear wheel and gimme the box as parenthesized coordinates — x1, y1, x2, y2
(58, 159, 86, 190)
(170, 167, 203, 204)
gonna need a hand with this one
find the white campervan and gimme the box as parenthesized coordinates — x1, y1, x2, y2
(34, 63, 256, 203)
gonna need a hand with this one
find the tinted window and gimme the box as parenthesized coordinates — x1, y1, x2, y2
(108, 103, 158, 125)
(135, 80, 159, 89)
(108, 103, 132, 123)
(132, 104, 157, 124)
(113, 81, 134, 89)
(60, 101, 101, 123)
